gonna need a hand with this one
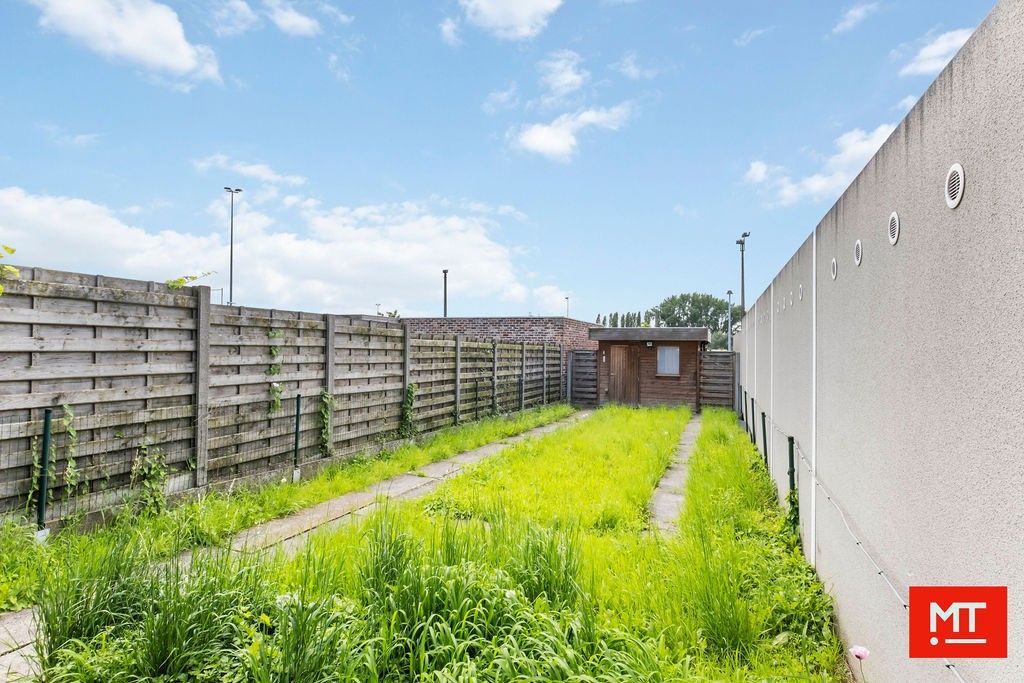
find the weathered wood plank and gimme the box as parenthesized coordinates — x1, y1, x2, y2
(0, 307, 197, 330)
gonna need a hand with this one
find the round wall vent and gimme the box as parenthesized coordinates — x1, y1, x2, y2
(888, 211, 900, 245)
(831, 257, 838, 280)
(945, 163, 964, 209)
(854, 240, 863, 266)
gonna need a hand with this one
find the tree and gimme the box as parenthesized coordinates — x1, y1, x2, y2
(0, 245, 19, 297)
(650, 292, 743, 350)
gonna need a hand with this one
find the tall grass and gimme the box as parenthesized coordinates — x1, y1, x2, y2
(34, 406, 844, 681)
(0, 403, 573, 613)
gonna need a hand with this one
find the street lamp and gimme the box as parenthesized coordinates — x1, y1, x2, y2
(442, 269, 449, 317)
(565, 296, 569, 317)
(735, 232, 750, 313)
(224, 187, 243, 305)
(726, 290, 734, 351)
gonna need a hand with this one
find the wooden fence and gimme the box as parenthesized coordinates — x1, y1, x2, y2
(698, 350, 736, 408)
(568, 350, 598, 407)
(0, 267, 566, 523)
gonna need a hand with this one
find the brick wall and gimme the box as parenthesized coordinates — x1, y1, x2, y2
(404, 317, 599, 351)
(405, 317, 598, 400)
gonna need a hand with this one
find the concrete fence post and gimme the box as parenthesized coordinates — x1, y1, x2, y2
(492, 340, 498, 414)
(520, 342, 527, 411)
(567, 350, 574, 405)
(402, 322, 412, 395)
(323, 314, 336, 448)
(455, 335, 463, 424)
(542, 343, 548, 405)
(194, 285, 211, 488)
(560, 344, 565, 401)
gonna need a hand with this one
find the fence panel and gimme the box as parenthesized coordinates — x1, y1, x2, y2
(570, 350, 598, 407)
(699, 350, 736, 408)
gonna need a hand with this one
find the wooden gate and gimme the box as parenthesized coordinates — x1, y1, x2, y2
(568, 350, 597, 407)
(609, 345, 640, 406)
(699, 350, 736, 408)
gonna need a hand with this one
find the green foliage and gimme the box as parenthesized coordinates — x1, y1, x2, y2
(267, 329, 284, 412)
(0, 244, 18, 297)
(268, 382, 283, 413)
(652, 291, 743, 341)
(1, 404, 574, 618)
(398, 382, 417, 439)
(165, 271, 214, 290)
(318, 388, 334, 458)
(29, 405, 842, 681)
(61, 404, 80, 498)
(129, 442, 168, 516)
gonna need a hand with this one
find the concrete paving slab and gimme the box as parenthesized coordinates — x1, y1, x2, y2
(649, 414, 701, 534)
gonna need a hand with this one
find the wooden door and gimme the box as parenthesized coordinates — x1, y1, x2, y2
(609, 345, 639, 406)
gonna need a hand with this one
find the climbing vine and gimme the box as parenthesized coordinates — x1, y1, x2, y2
(129, 442, 167, 516)
(785, 488, 801, 547)
(318, 388, 334, 458)
(267, 329, 284, 413)
(0, 245, 19, 297)
(61, 404, 80, 498)
(398, 383, 417, 439)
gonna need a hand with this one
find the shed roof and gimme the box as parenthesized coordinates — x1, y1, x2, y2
(588, 327, 710, 342)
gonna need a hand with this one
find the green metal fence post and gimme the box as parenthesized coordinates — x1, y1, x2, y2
(788, 436, 796, 491)
(750, 398, 756, 446)
(760, 411, 768, 466)
(36, 408, 53, 530)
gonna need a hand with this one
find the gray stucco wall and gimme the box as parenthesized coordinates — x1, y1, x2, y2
(734, 1, 1024, 679)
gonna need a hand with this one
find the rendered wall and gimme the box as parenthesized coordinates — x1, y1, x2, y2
(734, 1, 1024, 679)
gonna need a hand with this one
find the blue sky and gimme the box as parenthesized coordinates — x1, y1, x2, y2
(0, 0, 993, 319)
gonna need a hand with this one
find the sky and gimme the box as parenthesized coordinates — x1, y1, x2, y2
(0, 0, 995, 320)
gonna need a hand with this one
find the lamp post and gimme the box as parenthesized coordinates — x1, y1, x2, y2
(565, 296, 569, 317)
(224, 187, 243, 305)
(735, 232, 750, 313)
(442, 269, 448, 317)
(726, 290, 734, 351)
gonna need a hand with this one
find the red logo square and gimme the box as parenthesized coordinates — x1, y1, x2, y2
(909, 586, 1007, 658)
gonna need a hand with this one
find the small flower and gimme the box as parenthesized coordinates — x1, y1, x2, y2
(849, 645, 870, 660)
(276, 593, 297, 609)
(505, 589, 516, 600)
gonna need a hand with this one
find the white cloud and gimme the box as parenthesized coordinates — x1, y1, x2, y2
(612, 51, 656, 80)
(537, 49, 589, 99)
(899, 28, 973, 76)
(263, 0, 320, 36)
(439, 17, 461, 46)
(458, 0, 563, 41)
(28, 0, 220, 83)
(194, 154, 307, 186)
(744, 160, 770, 184)
(0, 187, 547, 315)
(896, 94, 918, 111)
(744, 123, 896, 205)
(37, 123, 101, 147)
(327, 53, 349, 81)
(531, 285, 569, 315)
(213, 0, 260, 37)
(511, 102, 634, 162)
(482, 82, 519, 114)
(317, 2, 353, 24)
(734, 27, 772, 47)
(832, 3, 879, 34)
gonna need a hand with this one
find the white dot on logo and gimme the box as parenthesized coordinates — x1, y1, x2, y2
(930, 637, 939, 646)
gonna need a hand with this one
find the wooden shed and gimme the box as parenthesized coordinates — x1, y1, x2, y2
(589, 327, 710, 409)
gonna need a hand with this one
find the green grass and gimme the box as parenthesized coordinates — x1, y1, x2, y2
(32, 406, 845, 682)
(0, 403, 574, 613)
